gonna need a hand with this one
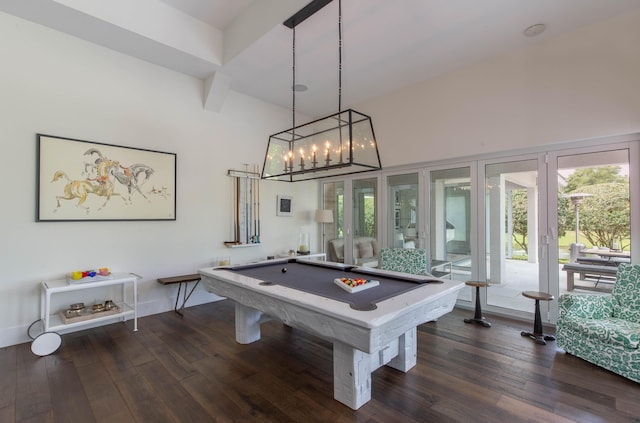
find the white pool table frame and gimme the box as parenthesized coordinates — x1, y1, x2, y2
(199, 261, 463, 409)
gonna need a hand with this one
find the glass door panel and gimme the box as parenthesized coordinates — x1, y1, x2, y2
(556, 149, 630, 294)
(322, 181, 344, 261)
(387, 173, 419, 248)
(352, 177, 378, 267)
(485, 159, 540, 312)
(430, 167, 471, 284)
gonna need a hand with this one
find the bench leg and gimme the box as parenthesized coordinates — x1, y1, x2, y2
(173, 279, 201, 316)
(566, 271, 574, 291)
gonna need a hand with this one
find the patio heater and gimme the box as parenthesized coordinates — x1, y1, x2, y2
(565, 193, 593, 243)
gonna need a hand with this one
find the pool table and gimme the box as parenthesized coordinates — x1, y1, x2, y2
(199, 258, 463, 409)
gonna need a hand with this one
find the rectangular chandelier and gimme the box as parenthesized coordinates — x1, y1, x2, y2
(261, 109, 382, 182)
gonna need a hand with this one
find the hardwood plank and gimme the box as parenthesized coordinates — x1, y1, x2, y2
(0, 345, 17, 411)
(147, 343, 197, 381)
(14, 343, 53, 423)
(135, 360, 214, 422)
(44, 353, 95, 422)
(0, 343, 17, 423)
(109, 333, 155, 367)
(86, 328, 137, 379)
(156, 331, 208, 364)
(495, 394, 576, 423)
(179, 372, 248, 423)
(75, 361, 135, 423)
(0, 405, 15, 423)
(112, 371, 178, 423)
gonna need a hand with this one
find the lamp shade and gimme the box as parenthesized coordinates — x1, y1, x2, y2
(315, 209, 334, 223)
(261, 109, 381, 182)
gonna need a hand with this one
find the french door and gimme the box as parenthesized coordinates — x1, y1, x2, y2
(482, 155, 547, 315)
(321, 136, 638, 324)
(322, 176, 380, 266)
(428, 166, 474, 284)
(480, 143, 636, 320)
(549, 146, 633, 303)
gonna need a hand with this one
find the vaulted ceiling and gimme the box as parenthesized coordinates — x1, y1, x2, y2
(1, 0, 639, 116)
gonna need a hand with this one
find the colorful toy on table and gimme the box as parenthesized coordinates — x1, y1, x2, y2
(71, 267, 110, 280)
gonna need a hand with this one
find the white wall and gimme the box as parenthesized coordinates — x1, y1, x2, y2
(362, 9, 640, 168)
(0, 12, 318, 347)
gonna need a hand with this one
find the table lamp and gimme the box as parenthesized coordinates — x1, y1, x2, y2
(315, 209, 334, 254)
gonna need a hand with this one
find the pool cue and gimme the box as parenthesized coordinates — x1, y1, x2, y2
(233, 175, 238, 242)
(250, 169, 255, 242)
(256, 164, 261, 242)
(233, 177, 240, 242)
(244, 164, 249, 244)
(253, 164, 258, 243)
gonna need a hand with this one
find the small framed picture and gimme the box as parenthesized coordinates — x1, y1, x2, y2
(276, 195, 293, 217)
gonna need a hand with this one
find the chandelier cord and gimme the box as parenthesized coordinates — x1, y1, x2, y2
(338, 0, 342, 113)
(292, 26, 296, 133)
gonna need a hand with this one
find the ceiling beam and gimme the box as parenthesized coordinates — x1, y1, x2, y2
(222, 0, 309, 64)
(283, 0, 333, 29)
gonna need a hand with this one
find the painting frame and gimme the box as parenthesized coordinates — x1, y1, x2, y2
(276, 195, 293, 217)
(37, 134, 177, 222)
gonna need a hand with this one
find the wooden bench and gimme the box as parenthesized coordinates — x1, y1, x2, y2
(157, 274, 201, 316)
(577, 256, 630, 266)
(562, 263, 617, 291)
(576, 257, 613, 266)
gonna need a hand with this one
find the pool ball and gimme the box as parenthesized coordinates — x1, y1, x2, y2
(282, 267, 287, 273)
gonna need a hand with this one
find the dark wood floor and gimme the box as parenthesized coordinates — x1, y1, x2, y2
(2, 300, 639, 423)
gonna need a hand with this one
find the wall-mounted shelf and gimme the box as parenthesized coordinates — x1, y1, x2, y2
(224, 242, 261, 248)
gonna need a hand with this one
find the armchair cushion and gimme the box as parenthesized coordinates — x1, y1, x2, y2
(327, 237, 379, 267)
(558, 294, 615, 320)
(357, 241, 374, 260)
(559, 317, 639, 349)
(380, 248, 431, 276)
(612, 263, 640, 323)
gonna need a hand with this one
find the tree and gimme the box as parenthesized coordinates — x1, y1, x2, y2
(564, 166, 625, 192)
(364, 196, 376, 237)
(510, 190, 570, 254)
(562, 166, 630, 249)
(571, 182, 630, 249)
(510, 190, 529, 253)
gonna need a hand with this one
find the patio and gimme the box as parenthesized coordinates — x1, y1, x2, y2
(452, 258, 613, 313)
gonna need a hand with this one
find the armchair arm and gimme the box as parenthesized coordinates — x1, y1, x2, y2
(558, 294, 615, 320)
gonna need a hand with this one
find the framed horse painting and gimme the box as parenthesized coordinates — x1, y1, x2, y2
(37, 134, 176, 221)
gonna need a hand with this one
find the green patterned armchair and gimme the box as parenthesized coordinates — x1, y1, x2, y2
(380, 248, 432, 276)
(557, 263, 640, 383)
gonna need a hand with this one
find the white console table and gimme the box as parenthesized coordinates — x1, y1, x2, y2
(31, 272, 140, 356)
(40, 272, 139, 333)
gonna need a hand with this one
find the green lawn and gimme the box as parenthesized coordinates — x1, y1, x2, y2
(510, 231, 630, 263)
(558, 231, 630, 251)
